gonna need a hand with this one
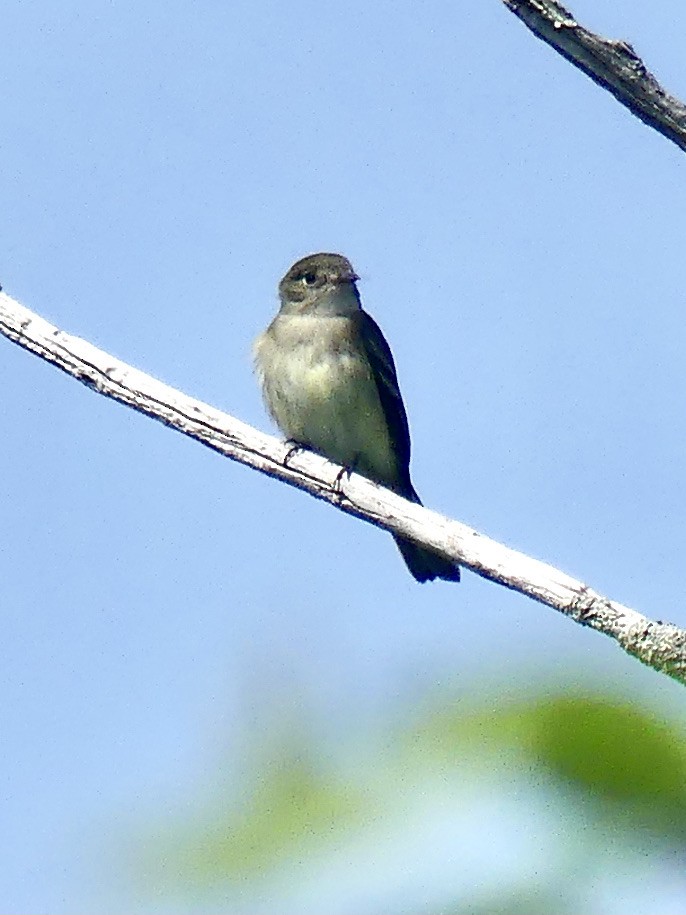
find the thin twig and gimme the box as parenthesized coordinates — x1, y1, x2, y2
(502, 0, 686, 152)
(2, 289, 686, 684)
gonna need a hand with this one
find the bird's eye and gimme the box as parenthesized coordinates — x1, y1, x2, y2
(301, 272, 318, 286)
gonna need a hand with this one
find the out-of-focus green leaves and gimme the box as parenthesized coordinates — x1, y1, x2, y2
(525, 693, 686, 837)
(136, 684, 686, 907)
(149, 747, 374, 883)
(412, 689, 686, 838)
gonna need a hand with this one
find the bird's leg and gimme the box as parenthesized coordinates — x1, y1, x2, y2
(333, 454, 360, 494)
(282, 439, 307, 466)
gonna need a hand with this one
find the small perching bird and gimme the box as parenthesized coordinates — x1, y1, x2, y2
(254, 252, 460, 583)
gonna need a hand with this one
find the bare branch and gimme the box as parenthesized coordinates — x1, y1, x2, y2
(502, 0, 686, 152)
(2, 289, 685, 684)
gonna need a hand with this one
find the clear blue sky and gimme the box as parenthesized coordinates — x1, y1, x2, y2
(2, 1, 686, 912)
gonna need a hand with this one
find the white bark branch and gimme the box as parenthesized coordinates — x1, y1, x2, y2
(2, 289, 685, 684)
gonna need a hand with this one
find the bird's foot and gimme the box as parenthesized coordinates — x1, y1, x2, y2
(283, 439, 307, 466)
(332, 454, 360, 495)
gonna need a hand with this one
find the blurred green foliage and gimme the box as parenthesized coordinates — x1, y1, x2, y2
(415, 690, 686, 838)
(136, 685, 686, 911)
(164, 749, 373, 882)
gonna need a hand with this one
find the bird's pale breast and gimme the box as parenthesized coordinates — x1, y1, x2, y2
(254, 313, 398, 485)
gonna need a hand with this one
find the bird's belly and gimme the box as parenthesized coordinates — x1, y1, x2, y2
(265, 346, 397, 483)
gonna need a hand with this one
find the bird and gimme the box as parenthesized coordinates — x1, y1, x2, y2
(253, 252, 460, 583)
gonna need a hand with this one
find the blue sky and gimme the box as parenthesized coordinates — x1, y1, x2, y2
(2, 1, 686, 912)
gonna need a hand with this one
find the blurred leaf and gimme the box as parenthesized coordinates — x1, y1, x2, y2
(412, 689, 686, 839)
(528, 693, 686, 837)
(155, 748, 374, 882)
(137, 684, 686, 907)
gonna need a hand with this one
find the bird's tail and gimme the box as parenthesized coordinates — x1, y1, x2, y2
(387, 481, 460, 583)
(393, 534, 461, 583)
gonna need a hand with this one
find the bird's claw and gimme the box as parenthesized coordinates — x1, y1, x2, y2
(332, 455, 360, 495)
(283, 439, 306, 466)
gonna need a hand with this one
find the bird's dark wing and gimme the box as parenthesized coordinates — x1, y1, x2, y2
(355, 309, 416, 499)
